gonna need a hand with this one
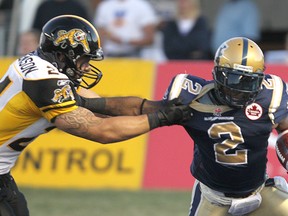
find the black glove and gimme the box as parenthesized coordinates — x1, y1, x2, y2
(147, 104, 193, 130)
(164, 97, 184, 106)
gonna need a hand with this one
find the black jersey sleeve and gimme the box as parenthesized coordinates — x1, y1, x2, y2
(23, 78, 78, 121)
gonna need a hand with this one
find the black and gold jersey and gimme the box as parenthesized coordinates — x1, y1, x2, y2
(0, 52, 78, 174)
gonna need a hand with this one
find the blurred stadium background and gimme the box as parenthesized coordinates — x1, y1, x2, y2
(1, 0, 288, 56)
(1, 0, 288, 215)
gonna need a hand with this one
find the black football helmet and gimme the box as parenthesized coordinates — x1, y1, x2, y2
(212, 37, 265, 108)
(39, 15, 104, 89)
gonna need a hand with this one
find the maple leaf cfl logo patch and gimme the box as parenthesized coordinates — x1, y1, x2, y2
(245, 103, 263, 120)
(213, 107, 222, 117)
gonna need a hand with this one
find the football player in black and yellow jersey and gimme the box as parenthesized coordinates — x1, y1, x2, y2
(0, 15, 192, 215)
(89, 37, 288, 215)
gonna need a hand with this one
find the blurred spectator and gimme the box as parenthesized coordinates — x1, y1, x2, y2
(89, 0, 102, 17)
(93, 0, 158, 58)
(17, 29, 41, 56)
(32, 0, 90, 31)
(0, 0, 13, 10)
(0, 0, 14, 55)
(160, 0, 211, 60)
(211, 0, 261, 53)
(19, 0, 43, 33)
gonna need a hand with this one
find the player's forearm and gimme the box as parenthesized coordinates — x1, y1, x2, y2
(55, 101, 192, 144)
(80, 96, 163, 116)
(54, 107, 150, 144)
(104, 97, 143, 115)
(105, 97, 164, 115)
(91, 115, 151, 143)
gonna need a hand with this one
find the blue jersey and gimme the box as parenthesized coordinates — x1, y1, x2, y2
(163, 73, 288, 193)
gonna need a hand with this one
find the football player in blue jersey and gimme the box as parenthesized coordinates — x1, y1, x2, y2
(88, 37, 288, 215)
(163, 37, 288, 216)
(0, 15, 192, 216)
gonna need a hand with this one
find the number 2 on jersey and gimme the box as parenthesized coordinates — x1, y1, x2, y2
(208, 122, 248, 165)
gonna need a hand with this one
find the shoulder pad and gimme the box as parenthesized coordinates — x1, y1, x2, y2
(164, 73, 210, 104)
(14, 54, 67, 80)
(262, 74, 284, 91)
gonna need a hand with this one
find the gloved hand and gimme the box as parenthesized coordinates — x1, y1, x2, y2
(165, 97, 181, 104)
(147, 103, 193, 129)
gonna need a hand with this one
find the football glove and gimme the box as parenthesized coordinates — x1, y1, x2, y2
(147, 104, 193, 129)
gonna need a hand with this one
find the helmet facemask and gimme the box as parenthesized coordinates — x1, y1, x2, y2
(63, 48, 104, 89)
(65, 63, 103, 89)
(213, 66, 264, 108)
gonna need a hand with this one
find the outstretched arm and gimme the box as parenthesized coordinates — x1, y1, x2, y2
(54, 106, 150, 144)
(54, 104, 192, 144)
(79, 96, 164, 116)
(77, 88, 185, 117)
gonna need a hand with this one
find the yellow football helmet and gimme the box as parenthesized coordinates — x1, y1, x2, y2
(212, 37, 265, 108)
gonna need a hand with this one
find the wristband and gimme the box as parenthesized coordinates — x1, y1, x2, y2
(147, 113, 160, 130)
(140, 99, 147, 114)
(80, 97, 106, 113)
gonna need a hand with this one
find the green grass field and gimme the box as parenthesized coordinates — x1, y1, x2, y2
(20, 187, 191, 216)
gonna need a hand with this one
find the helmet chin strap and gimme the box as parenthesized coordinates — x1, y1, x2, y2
(65, 67, 83, 87)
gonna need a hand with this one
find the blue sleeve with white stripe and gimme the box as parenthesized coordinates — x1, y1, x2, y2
(162, 74, 211, 104)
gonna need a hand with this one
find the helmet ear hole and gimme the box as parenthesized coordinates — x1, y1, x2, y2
(68, 50, 75, 59)
(66, 68, 75, 77)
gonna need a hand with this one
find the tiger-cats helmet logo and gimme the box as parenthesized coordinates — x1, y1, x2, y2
(52, 84, 75, 103)
(53, 29, 90, 53)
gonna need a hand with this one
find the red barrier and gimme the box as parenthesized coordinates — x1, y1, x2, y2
(143, 61, 288, 189)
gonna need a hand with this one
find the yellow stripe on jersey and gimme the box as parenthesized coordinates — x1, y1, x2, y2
(0, 91, 42, 145)
(268, 75, 283, 125)
(39, 100, 78, 122)
(1, 90, 78, 146)
(40, 100, 76, 112)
